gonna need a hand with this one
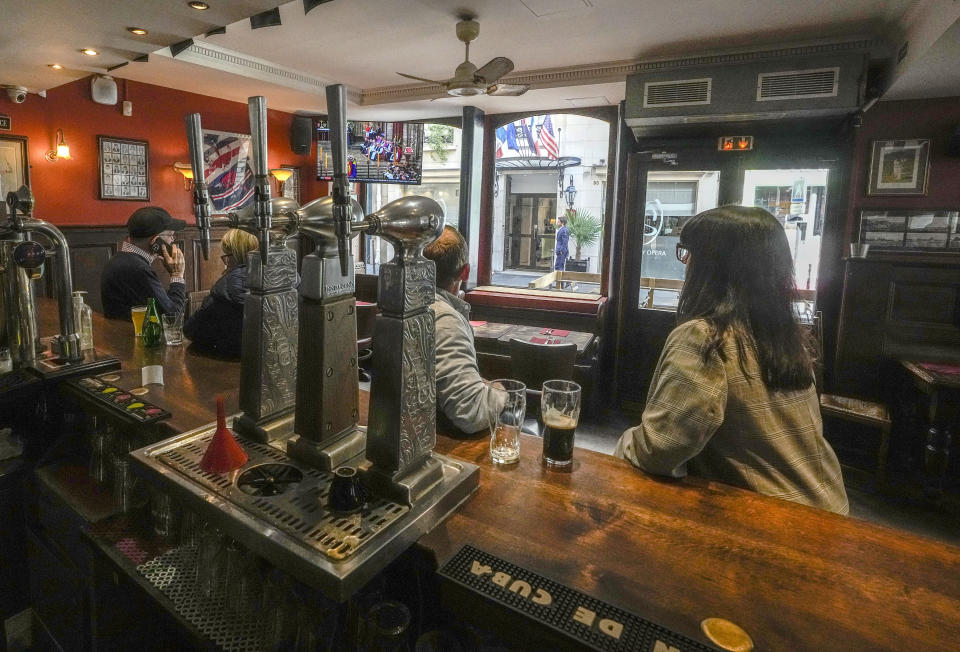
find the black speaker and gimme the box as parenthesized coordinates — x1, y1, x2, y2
(946, 124, 960, 157)
(290, 115, 313, 155)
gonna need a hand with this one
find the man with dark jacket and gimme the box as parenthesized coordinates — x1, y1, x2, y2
(100, 206, 187, 319)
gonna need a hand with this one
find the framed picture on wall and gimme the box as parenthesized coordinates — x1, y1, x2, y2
(866, 139, 930, 196)
(859, 209, 959, 251)
(0, 134, 29, 197)
(98, 136, 150, 201)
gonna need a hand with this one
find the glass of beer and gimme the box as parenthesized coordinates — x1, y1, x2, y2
(541, 380, 582, 468)
(489, 379, 525, 465)
(130, 305, 147, 336)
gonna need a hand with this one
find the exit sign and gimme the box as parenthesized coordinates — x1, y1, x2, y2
(718, 136, 753, 151)
(0, 115, 10, 131)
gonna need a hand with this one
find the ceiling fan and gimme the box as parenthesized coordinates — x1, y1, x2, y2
(396, 16, 529, 97)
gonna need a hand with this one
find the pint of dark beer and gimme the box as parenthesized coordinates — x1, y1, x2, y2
(541, 380, 581, 468)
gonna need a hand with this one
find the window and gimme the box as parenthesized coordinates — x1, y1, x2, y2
(362, 125, 462, 273)
(490, 113, 609, 295)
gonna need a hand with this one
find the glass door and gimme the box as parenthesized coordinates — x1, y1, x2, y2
(505, 193, 556, 270)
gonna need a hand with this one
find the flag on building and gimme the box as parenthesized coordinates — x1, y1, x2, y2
(504, 123, 520, 153)
(204, 130, 254, 212)
(496, 126, 507, 158)
(537, 115, 559, 160)
(521, 118, 539, 155)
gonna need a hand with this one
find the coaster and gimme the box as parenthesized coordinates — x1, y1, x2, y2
(129, 387, 149, 396)
(701, 618, 754, 652)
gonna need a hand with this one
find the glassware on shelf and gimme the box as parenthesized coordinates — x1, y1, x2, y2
(195, 522, 226, 598)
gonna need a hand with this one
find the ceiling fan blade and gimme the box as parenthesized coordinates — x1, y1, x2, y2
(396, 72, 448, 85)
(474, 57, 514, 84)
(487, 83, 529, 96)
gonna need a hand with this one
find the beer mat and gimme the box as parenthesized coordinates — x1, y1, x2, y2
(439, 545, 720, 651)
(469, 320, 488, 327)
(919, 362, 960, 375)
(541, 328, 571, 337)
(357, 300, 376, 306)
(66, 375, 171, 424)
(530, 337, 550, 344)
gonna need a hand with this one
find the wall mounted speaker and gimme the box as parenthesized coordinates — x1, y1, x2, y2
(290, 115, 313, 155)
(946, 124, 960, 157)
(90, 75, 118, 105)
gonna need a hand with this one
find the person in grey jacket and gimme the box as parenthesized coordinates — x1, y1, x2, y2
(424, 226, 506, 435)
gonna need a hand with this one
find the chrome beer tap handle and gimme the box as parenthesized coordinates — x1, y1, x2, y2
(325, 84, 352, 277)
(185, 113, 213, 260)
(248, 96, 272, 265)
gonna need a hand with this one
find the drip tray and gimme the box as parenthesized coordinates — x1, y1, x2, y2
(131, 418, 479, 601)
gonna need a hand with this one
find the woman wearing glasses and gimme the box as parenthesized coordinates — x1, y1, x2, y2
(616, 206, 848, 514)
(184, 229, 259, 359)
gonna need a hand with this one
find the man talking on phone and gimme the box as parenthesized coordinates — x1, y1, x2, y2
(101, 206, 187, 319)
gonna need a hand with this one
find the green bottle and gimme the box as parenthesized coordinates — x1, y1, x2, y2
(142, 298, 163, 348)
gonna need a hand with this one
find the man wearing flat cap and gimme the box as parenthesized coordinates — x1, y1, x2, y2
(101, 206, 187, 319)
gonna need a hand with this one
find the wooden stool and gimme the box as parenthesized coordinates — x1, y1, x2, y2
(820, 393, 892, 483)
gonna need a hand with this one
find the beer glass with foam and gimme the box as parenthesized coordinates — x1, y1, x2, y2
(541, 380, 581, 468)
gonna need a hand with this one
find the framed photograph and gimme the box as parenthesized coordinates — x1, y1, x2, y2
(279, 165, 300, 204)
(867, 139, 930, 195)
(859, 210, 959, 252)
(0, 134, 29, 197)
(98, 136, 150, 201)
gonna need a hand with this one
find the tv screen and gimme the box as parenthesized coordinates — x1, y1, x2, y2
(317, 120, 424, 184)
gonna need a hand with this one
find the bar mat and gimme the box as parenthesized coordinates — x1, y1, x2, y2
(438, 545, 719, 651)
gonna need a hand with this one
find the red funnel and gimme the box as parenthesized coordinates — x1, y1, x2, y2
(199, 396, 248, 473)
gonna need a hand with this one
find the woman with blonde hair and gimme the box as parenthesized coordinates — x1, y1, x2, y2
(184, 229, 259, 358)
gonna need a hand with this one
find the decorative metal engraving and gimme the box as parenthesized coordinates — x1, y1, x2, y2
(399, 312, 436, 467)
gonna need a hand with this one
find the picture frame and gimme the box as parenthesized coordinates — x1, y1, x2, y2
(0, 134, 29, 197)
(98, 135, 150, 201)
(866, 139, 930, 196)
(279, 164, 300, 204)
(859, 209, 960, 252)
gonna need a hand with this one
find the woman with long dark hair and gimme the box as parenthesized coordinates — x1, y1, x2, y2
(615, 206, 848, 514)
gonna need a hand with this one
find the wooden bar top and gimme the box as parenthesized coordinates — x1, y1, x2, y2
(38, 299, 960, 650)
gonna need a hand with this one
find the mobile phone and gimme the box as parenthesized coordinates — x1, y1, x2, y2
(150, 237, 174, 257)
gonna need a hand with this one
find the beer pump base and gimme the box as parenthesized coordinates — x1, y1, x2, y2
(232, 411, 295, 444)
(286, 427, 366, 472)
(360, 455, 445, 506)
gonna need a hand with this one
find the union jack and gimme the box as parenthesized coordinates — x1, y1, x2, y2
(537, 115, 559, 160)
(203, 131, 254, 212)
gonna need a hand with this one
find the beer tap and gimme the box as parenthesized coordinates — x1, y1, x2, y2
(326, 85, 353, 277)
(248, 96, 273, 266)
(185, 113, 213, 261)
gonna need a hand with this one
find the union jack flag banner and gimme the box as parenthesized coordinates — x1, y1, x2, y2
(203, 130, 255, 212)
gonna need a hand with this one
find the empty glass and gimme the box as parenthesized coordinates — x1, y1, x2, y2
(541, 380, 582, 468)
(161, 312, 184, 345)
(195, 523, 226, 598)
(488, 379, 525, 465)
(151, 491, 175, 539)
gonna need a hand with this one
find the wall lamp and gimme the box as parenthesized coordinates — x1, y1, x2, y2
(270, 167, 293, 195)
(564, 175, 577, 212)
(173, 161, 194, 190)
(45, 129, 71, 162)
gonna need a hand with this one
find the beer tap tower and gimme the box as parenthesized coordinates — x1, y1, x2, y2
(133, 84, 478, 601)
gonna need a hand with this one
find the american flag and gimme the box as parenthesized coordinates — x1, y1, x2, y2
(203, 130, 254, 212)
(537, 115, 559, 160)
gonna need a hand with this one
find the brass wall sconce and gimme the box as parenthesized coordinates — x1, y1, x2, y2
(270, 167, 293, 195)
(173, 162, 194, 190)
(45, 129, 71, 162)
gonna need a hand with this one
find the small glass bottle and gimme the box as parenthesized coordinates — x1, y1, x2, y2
(72, 290, 94, 350)
(142, 297, 163, 348)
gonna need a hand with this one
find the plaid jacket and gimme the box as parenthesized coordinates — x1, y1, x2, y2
(615, 319, 848, 514)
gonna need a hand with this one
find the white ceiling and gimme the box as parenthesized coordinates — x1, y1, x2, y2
(3, 0, 958, 119)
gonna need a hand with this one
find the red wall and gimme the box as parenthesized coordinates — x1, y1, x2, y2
(845, 96, 960, 243)
(0, 76, 324, 226)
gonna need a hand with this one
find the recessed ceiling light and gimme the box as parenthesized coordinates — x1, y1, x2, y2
(48, 64, 63, 70)
(188, 1, 210, 9)
(128, 27, 148, 35)
(81, 48, 99, 56)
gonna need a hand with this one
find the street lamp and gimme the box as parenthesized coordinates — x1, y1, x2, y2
(563, 175, 577, 212)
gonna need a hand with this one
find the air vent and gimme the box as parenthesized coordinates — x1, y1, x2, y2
(643, 78, 712, 108)
(756, 67, 839, 101)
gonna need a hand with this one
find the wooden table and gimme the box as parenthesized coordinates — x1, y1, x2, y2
(900, 359, 960, 493)
(35, 299, 960, 650)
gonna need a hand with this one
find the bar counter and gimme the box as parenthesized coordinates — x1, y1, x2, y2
(39, 300, 960, 651)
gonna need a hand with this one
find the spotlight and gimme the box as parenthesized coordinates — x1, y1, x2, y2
(128, 27, 148, 36)
(81, 48, 99, 56)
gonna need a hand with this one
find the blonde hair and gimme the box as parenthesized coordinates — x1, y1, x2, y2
(221, 229, 259, 266)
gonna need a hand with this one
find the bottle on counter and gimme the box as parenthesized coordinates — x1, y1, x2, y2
(142, 298, 163, 348)
(72, 290, 94, 350)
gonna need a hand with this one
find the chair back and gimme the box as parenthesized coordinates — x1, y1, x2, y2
(508, 338, 577, 394)
(187, 290, 210, 318)
(356, 303, 377, 348)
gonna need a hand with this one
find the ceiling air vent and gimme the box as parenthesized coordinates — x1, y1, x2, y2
(756, 67, 839, 101)
(643, 78, 712, 108)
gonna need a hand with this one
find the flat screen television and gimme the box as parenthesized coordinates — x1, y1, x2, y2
(317, 120, 424, 184)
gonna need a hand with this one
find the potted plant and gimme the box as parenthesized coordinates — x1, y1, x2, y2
(565, 209, 602, 272)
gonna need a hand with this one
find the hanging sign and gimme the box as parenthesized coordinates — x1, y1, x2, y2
(717, 136, 753, 151)
(0, 115, 11, 131)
